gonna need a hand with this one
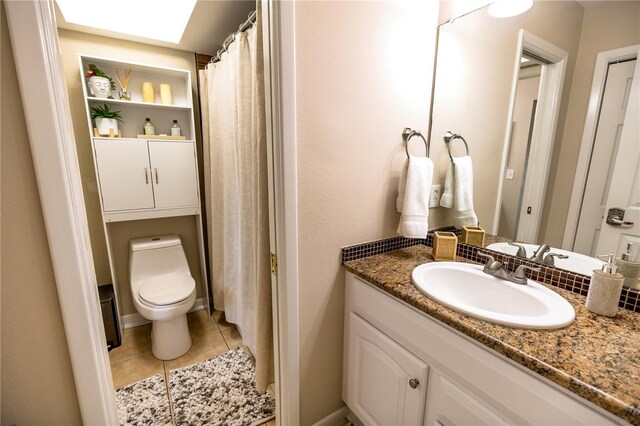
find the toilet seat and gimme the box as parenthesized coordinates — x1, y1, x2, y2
(138, 273, 195, 306)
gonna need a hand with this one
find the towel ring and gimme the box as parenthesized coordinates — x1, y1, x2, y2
(443, 131, 469, 160)
(402, 128, 429, 159)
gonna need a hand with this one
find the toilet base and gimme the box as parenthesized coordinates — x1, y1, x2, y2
(151, 314, 192, 360)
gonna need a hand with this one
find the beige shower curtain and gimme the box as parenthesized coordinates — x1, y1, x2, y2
(199, 7, 273, 393)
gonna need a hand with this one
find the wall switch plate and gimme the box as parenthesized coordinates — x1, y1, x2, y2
(506, 169, 515, 180)
(429, 184, 442, 208)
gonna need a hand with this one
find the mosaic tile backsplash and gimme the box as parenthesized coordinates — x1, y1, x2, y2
(341, 227, 640, 313)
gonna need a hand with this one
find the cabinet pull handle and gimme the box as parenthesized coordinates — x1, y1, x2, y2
(409, 378, 419, 389)
(154, 168, 159, 184)
(144, 167, 149, 184)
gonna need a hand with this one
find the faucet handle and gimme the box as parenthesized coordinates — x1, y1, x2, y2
(513, 264, 541, 279)
(478, 252, 502, 271)
(508, 241, 527, 258)
(543, 253, 569, 266)
(477, 252, 495, 264)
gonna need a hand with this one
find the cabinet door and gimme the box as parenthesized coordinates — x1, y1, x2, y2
(148, 141, 199, 208)
(94, 139, 154, 212)
(347, 314, 428, 426)
(424, 371, 509, 426)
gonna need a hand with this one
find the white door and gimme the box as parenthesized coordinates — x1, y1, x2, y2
(346, 314, 428, 426)
(94, 138, 154, 212)
(596, 58, 640, 256)
(574, 59, 637, 255)
(424, 371, 509, 426)
(148, 141, 199, 208)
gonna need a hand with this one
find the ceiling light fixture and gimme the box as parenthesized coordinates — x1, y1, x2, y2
(488, 0, 533, 18)
(56, 0, 197, 44)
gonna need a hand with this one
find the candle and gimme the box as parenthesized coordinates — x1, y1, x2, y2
(160, 84, 173, 105)
(142, 82, 155, 103)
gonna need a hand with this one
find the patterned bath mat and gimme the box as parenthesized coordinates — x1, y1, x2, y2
(169, 347, 275, 425)
(115, 374, 172, 426)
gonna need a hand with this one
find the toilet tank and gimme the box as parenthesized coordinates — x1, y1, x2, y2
(129, 235, 191, 286)
(130, 234, 182, 252)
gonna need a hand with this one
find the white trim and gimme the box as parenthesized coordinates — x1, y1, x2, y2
(312, 406, 350, 426)
(4, 2, 117, 424)
(122, 298, 206, 329)
(263, 0, 301, 424)
(562, 45, 640, 250)
(493, 30, 567, 242)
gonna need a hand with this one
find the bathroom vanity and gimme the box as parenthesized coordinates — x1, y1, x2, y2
(343, 245, 639, 425)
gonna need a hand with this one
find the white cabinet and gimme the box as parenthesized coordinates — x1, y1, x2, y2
(147, 141, 199, 208)
(343, 272, 620, 426)
(94, 139, 155, 212)
(346, 313, 428, 425)
(94, 138, 199, 213)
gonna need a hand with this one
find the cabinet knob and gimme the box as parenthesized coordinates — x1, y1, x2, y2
(409, 378, 419, 389)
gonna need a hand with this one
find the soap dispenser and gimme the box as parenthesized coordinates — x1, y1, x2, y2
(586, 254, 624, 317)
(615, 243, 640, 289)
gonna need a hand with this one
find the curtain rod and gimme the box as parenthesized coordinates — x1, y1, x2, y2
(208, 11, 257, 66)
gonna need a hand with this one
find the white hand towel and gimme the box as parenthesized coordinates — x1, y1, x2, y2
(396, 159, 408, 212)
(397, 156, 433, 238)
(451, 155, 478, 228)
(439, 162, 454, 208)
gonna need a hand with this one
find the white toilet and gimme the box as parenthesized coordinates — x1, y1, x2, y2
(129, 235, 196, 360)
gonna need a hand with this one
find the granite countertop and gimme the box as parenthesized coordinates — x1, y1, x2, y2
(344, 245, 640, 425)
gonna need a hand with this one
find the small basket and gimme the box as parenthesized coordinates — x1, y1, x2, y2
(433, 232, 458, 261)
(462, 226, 485, 246)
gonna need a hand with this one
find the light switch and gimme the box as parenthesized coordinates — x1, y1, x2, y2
(506, 169, 515, 180)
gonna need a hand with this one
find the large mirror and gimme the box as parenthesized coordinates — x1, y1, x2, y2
(430, 0, 640, 275)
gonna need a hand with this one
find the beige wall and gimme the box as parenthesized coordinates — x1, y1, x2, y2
(57, 29, 206, 315)
(431, 0, 584, 233)
(1, 4, 82, 423)
(294, 2, 438, 423)
(540, 1, 640, 246)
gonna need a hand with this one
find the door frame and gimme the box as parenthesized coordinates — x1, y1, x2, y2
(492, 30, 567, 240)
(4, 0, 300, 424)
(562, 44, 640, 251)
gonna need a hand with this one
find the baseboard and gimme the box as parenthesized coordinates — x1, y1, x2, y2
(122, 298, 206, 329)
(312, 406, 350, 426)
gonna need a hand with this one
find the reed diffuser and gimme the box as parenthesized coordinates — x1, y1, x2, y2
(116, 68, 132, 101)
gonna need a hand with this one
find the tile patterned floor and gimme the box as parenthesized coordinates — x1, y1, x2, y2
(110, 309, 276, 425)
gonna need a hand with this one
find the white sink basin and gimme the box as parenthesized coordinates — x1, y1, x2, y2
(412, 262, 575, 329)
(486, 242, 605, 276)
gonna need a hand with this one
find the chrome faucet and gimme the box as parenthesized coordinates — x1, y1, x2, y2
(530, 244, 551, 262)
(478, 252, 540, 285)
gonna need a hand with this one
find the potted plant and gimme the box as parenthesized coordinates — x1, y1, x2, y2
(86, 64, 116, 99)
(91, 104, 123, 136)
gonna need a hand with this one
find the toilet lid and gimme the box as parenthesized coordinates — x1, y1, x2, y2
(138, 273, 195, 306)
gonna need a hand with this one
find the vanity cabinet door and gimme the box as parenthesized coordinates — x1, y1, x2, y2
(94, 139, 155, 212)
(346, 313, 428, 426)
(147, 141, 199, 208)
(424, 371, 509, 426)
